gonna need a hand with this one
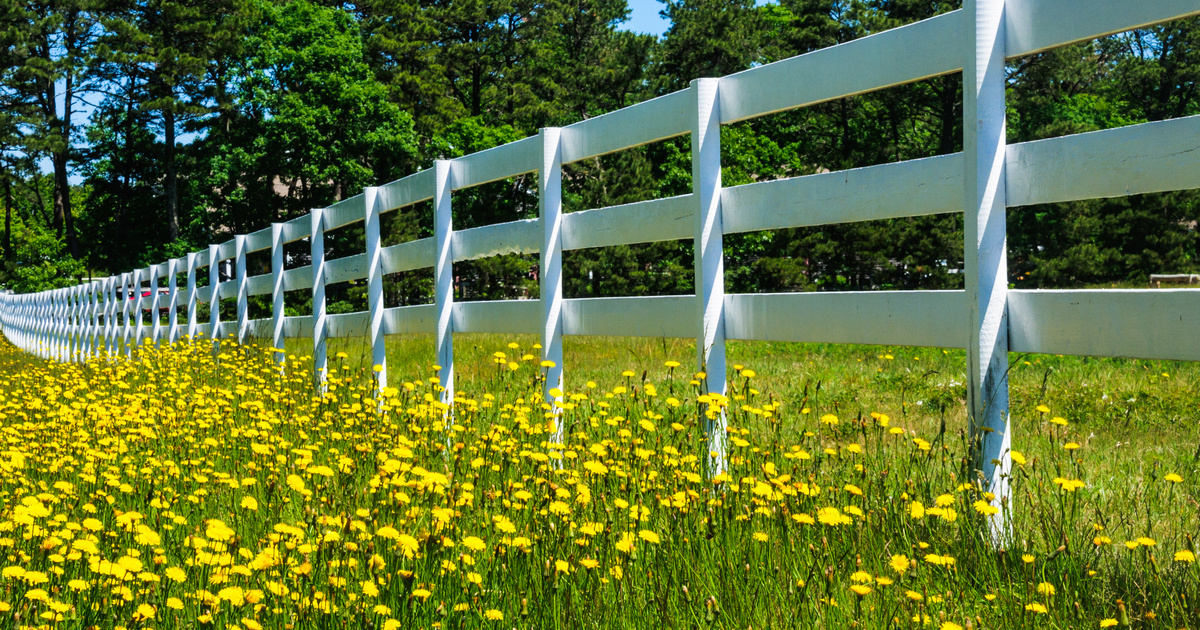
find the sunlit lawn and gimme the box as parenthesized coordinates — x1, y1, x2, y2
(0, 331, 1196, 629)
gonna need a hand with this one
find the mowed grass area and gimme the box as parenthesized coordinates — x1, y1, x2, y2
(303, 331, 1200, 462)
(0, 331, 1197, 629)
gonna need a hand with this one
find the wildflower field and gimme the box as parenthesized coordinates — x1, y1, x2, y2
(0, 333, 1198, 630)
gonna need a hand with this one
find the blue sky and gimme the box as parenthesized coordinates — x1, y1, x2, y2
(622, 0, 671, 36)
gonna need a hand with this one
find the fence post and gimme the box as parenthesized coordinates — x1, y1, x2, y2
(123, 272, 133, 358)
(55, 289, 63, 360)
(312, 208, 327, 388)
(965, 0, 1012, 544)
(691, 77, 727, 477)
(38, 291, 47, 360)
(271, 223, 285, 364)
(168, 259, 179, 345)
(134, 268, 145, 354)
(539, 127, 565, 443)
(102, 278, 112, 356)
(187, 253, 198, 341)
(434, 160, 454, 407)
(92, 283, 99, 358)
(27, 293, 34, 355)
(109, 276, 119, 355)
(209, 244, 221, 349)
(67, 286, 76, 361)
(150, 267, 160, 347)
(73, 286, 82, 360)
(78, 284, 88, 359)
(364, 187, 386, 393)
(235, 235, 248, 345)
(43, 290, 52, 360)
(90, 281, 100, 358)
(60, 287, 69, 360)
(89, 281, 99, 358)
(19, 294, 26, 353)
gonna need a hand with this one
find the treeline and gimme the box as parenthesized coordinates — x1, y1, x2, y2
(0, 0, 1197, 307)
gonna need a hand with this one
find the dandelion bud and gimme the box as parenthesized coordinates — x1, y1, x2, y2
(1117, 600, 1130, 626)
(521, 598, 529, 617)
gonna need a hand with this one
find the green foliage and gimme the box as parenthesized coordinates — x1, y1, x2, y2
(3, 222, 86, 292)
(198, 0, 420, 234)
(0, 0, 1196, 297)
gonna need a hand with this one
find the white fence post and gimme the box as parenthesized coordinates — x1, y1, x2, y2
(691, 77, 727, 477)
(91, 281, 100, 358)
(40, 286, 49, 355)
(168, 259, 179, 345)
(18, 294, 25, 353)
(78, 284, 88, 359)
(271, 223, 285, 363)
(26, 293, 34, 355)
(89, 281, 99, 358)
(122, 272, 133, 358)
(102, 277, 112, 356)
(965, 0, 1012, 543)
(133, 269, 145, 353)
(71, 286, 80, 360)
(58, 289, 66, 360)
(365, 187, 386, 392)
(235, 235, 248, 345)
(89, 281, 99, 359)
(56, 285, 64, 357)
(43, 290, 52, 360)
(209, 244, 221, 348)
(186, 253, 198, 340)
(67, 286, 76, 361)
(434, 160, 454, 407)
(109, 276, 119, 356)
(311, 208, 327, 387)
(150, 267, 160, 347)
(539, 127, 565, 443)
(64, 287, 72, 360)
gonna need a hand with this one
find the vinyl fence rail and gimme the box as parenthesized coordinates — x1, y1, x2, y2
(3, 0, 1199, 542)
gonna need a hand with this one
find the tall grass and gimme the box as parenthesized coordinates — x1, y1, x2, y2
(0, 332, 1195, 629)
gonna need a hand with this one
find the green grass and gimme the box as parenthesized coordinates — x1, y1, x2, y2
(4, 329, 1200, 629)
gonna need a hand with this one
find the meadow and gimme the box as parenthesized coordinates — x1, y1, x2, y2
(0, 331, 1197, 630)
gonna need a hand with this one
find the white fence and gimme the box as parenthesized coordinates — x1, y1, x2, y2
(2, 0, 1199, 536)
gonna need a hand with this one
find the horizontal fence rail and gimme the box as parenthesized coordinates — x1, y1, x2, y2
(1, 0, 1198, 537)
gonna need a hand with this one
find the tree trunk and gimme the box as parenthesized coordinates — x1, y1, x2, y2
(471, 63, 482, 117)
(45, 69, 64, 238)
(57, 69, 79, 258)
(165, 106, 179, 240)
(3, 176, 11, 261)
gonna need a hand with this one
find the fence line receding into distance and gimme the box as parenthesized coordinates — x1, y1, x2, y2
(3, 0, 1200, 539)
